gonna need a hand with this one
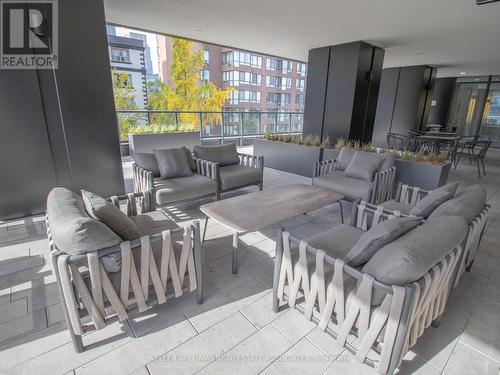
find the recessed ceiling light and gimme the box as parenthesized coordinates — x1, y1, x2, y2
(459, 72, 467, 75)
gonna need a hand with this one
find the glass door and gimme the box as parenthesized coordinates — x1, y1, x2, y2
(480, 82, 500, 147)
(447, 82, 488, 137)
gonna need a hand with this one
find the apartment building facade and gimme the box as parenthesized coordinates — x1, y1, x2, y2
(108, 34, 148, 109)
(156, 35, 307, 118)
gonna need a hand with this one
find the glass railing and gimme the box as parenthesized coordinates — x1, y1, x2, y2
(116, 110, 304, 144)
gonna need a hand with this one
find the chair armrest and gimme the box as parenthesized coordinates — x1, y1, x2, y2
(370, 166, 396, 205)
(313, 159, 336, 178)
(351, 200, 411, 230)
(194, 158, 220, 181)
(132, 163, 154, 192)
(394, 183, 430, 205)
(107, 191, 153, 215)
(238, 152, 263, 170)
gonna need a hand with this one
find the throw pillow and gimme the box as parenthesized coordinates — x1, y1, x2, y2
(343, 151, 383, 182)
(193, 144, 240, 166)
(154, 148, 193, 179)
(132, 152, 160, 177)
(81, 189, 140, 241)
(409, 182, 459, 218)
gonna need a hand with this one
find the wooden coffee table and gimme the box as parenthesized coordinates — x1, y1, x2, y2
(200, 184, 344, 274)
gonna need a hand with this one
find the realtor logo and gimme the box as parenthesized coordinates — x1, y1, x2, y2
(1, 0, 58, 69)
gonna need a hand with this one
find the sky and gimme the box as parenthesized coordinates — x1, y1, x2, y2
(115, 26, 160, 75)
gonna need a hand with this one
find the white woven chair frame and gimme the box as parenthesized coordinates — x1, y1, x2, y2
(273, 229, 462, 375)
(371, 167, 396, 205)
(397, 184, 430, 205)
(47, 193, 203, 353)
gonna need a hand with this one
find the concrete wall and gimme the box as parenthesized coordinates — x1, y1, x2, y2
(427, 77, 455, 126)
(0, 0, 124, 220)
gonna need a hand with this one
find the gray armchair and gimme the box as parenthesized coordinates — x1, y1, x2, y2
(132, 150, 219, 209)
(47, 188, 203, 353)
(313, 147, 396, 204)
(193, 144, 264, 195)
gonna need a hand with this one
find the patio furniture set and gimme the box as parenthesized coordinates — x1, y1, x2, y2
(45, 142, 490, 375)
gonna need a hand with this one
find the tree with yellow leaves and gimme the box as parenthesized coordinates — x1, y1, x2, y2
(149, 38, 233, 131)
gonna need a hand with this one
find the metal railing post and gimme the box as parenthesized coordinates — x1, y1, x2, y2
(174, 112, 179, 131)
(221, 112, 225, 145)
(240, 112, 244, 146)
(199, 112, 203, 144)
(275, 112, 278, 134)
(258, 112, 262, 139)
(289, 113, 292, 136)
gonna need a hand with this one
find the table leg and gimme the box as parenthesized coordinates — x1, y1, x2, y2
(232, 232, 238, 275)
(202, 217, 208, 242)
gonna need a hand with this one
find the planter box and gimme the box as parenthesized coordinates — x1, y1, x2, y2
(254, 139, 323, 177)
(128, 132, 200, 153)
(322, 147, 340, 161)
(395, 159, 452, 190)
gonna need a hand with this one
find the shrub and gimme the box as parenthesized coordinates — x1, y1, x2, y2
(313, 136, 322, 147)
(321, 136, 331, 148)
(334, 137, 346, 150)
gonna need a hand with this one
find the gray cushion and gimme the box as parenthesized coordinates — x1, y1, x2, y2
(46, 188, 121, 255)
(336, 147, 356, 171)
(362, 215, 468, 286)
(130, 210, 179, 236)
(428, 184, 487, 223)
(185, 147, 197, 171)
(345, 217, 421, 266)
(155, 174, 218, 205)
(381, 200, 413, 215)
(378, 153, 396, 173)
(314, 172, 373, 201)
(307, 224, 364, 259)
(344, 151, 383, 182)
(154, 148, 193, 180)
(193, 144, 240, 166)
(81, 190, 140, 241)
(102, 210, 180, 273)
(409, 182, 459, 218)
(219, 165, 263, 191)
(132, 152, 160, 177)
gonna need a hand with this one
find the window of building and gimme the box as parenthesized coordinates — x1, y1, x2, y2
(296, 78, 305, 91)
(113, 72, 133, 88)
(200, 69, 210, 82)
(267, 58, 279, 71)
(297, 63, 307, 76)
(223, 71, 261, 86)
(110, 47, 130, 63)
(281, 60, 292, 74)
(295, 94, 305, 104)
(222, 51, 262, 68)
(266, 76, 291, 89)
(229, 90, 261, 104)
(203, 50, 210, 64)
(267, 92, 291, 105)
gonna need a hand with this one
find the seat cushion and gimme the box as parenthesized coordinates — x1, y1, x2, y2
(155, 174, 218, 205)
(130, 210, 179, 236)
(154, 148, 193, 179)
(428, 184, 487, 223)
(345, 217, 421, 266)
(46, 188, 121, 255)
(81, 190, 140, 241)
(314, 172, 373, 201)
(344, 151, 383, 182)
(132, 152, 160, 177)
(362, 215, 468, 286)
(409, 182, 459, 218)
(380, 200, 413, 215)
(185, 147, 197, 171)
(101, 210, 180, 273)
(306, 224, 364, 260)
(219, 165, 263, 191)
(193, 144, 240, 166)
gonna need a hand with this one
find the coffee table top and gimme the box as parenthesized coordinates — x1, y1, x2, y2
(200, 184, 343, 233)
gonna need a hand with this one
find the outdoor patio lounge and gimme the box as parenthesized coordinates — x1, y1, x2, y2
(0, 147, 499, 375)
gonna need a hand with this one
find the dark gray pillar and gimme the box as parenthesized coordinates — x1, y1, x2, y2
(426, 77, 455, 126)
(0, 0, 124, 220)
(303, 41, 384, 143)
(372, 66, 436, 147)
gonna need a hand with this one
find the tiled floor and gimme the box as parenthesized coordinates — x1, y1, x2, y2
(1, 148, 500, 375)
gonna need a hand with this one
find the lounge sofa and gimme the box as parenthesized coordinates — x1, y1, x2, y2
(46, 187, 203, 352)
(132, 146, 219, 208)
(193, 143, 264, 194)
(272, 201, 468, 375)
(368, 182, 490, 283)
(313, 147, 396, 204)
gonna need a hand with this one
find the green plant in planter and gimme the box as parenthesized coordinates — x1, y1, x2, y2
(263, 131, 271, 140)
(437, 149, 448, 164)
(321, 136, 331, 148)
(293, 135, 303, 145)
(335, 137, 346, 150)
(361, 142, 377, 153)
(426, 149, 439, 163)
(401, 148, 412, 161)
(351, 140, 362, 150)
(313, 136, 322, 147)
(303, 135, 313, 146)
(414, 148, 426, 162)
